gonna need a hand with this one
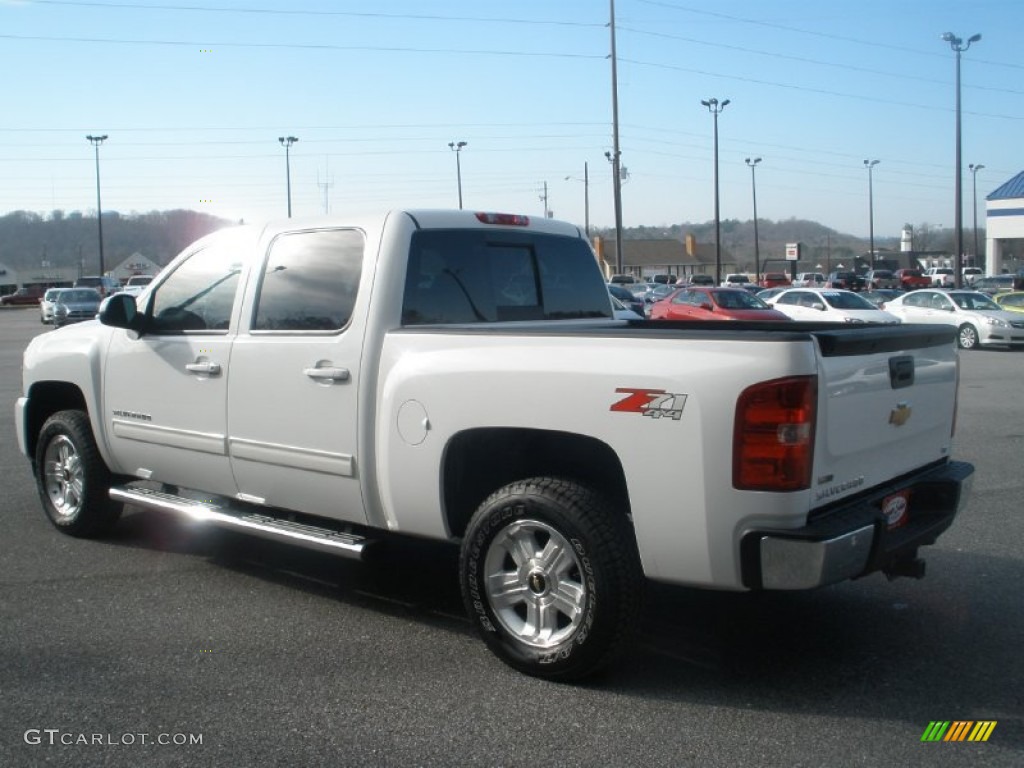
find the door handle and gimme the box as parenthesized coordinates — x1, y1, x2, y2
(304, 366, 350, 382)
(186, 361, 222, 376)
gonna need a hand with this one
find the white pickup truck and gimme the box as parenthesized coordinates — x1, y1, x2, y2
(925, 267, 956, 287)
(16, 210, 974, 680)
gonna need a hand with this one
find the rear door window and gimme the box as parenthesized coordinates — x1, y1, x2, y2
(251, 229, 364, 333)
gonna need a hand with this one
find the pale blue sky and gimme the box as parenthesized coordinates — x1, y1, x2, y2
(2, 0, 1021, 238)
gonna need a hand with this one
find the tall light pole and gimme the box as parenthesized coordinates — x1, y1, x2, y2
(448, 141, 467, 209)
(969, 163, 985, 269)
(745, 157, 761, 280)
(565, 161, 590, 236)
(85, 135, 108, 276)
(942, 31, 981, 288)
(864, 159, 880, 262)
(702, 98, 729, 285)
(279, 136, 298, 217)
(609, 0, 624, 273)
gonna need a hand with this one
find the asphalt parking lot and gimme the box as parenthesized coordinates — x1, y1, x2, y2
(1, 306, 1021, 767)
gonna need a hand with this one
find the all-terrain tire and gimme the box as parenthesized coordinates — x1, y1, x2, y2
(34, 410, 122, 537)
(460, 477, 643, 681)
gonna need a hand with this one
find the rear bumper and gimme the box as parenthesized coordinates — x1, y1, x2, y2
(741, 460, 974, 590)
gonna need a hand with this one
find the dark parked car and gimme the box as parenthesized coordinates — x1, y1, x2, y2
(864, 269, 899, 289)
(607, 284, 646, 318)
(859, 289, 902, 309)
(973, 274, 1023, 295)
(827, 271, 865, 291)
(74, 275, 122, 298)
(679, 274, 715, 286)
(52, 288, 102, 328)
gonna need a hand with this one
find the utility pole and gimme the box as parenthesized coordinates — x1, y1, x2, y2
(701, 99, 729, 285)
(745, 157, 762, 280)
(448, 141, 467, 209)
(539, 181, 550, 218)
(317, 162, 334, 215)
(279, 136, 298, 217)
(942, 32, 981, 288)
(86, 135, 108, 276)
(609, 0, 624, 273)
(864, 159, 879, 262)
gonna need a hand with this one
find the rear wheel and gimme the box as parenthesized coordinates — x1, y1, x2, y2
(460, 477, 642, 681)
(35, 410, 122, 537)
(957, 324, 979, 350)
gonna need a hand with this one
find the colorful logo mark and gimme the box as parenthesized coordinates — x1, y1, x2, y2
(921, 721, 997, 742)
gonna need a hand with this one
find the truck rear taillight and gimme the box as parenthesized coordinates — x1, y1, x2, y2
(733, 375, 817, 492)
(475, 212, 529, 226)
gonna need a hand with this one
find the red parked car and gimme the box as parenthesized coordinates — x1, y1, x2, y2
(0, 286, 45, 306)
(759, 272, 792, 289)
(894, 268, 930, 290)
(650, 287, 793, 322)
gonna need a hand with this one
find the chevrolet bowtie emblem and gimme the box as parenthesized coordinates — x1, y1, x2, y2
(889, 403, 912, 427)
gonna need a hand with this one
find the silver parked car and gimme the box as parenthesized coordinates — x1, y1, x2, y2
(884, 289, 1024, 349)
(52, 288, 102, 328)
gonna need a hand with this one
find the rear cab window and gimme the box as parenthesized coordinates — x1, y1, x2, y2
(402, 229, 612, 325)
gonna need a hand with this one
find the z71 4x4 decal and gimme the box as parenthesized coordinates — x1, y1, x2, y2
(610, 388, 688, 421)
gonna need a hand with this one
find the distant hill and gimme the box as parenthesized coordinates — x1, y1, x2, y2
(594, 218, 961, 272)
(0, 209, 233, 274)
(0, 209, 962, 278)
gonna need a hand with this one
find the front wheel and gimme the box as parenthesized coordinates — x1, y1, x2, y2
(957, 323, 979, 350)
(460, 477, 642, 681)
(34, 410, 122, 537)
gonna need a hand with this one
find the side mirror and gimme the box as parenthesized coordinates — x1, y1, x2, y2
(812, 302, 827, 311)
(700, 302, 714, 311)
(99, 293, 145, 335)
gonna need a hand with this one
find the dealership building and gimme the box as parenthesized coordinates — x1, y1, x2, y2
(987, 170, 1024, 275)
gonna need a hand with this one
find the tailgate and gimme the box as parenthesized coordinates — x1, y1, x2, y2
(810, 325, 959, 509)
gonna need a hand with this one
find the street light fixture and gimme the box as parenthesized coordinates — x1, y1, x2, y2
(941, 31, 981, 288)
(969, 163, 985, 269)
(701, 98, 729, 285)
(745, 157, 761, 280)
(85, 135, 108, 276)
(864, 159, 880, 262)
(448, 141, 467, 209)
(278, 136, 298, 218)
(565, 161, 590, 236)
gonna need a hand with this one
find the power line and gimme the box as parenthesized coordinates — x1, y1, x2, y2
(635, 0, 1024, 71)
(0, 33, 605, 60)
(620, 57, 1024, 121)
(618, 25, 1024, 97)
(29, 0, 605, 28)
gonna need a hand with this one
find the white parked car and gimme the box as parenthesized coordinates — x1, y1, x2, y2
(118, 275, 155, 298)
(765, 288, 901, 324)
(793, 272, 825, 288)
(961, 267, 983, 286)
(721, 273, 753, 288)
(883, 289, 1024, 349)
(39, 288, 66, 324)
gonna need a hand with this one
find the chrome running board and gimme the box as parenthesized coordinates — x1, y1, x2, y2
(109, 485, 370, 558)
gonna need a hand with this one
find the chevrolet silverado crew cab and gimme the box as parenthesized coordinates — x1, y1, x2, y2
(16, 209, 974, 680)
